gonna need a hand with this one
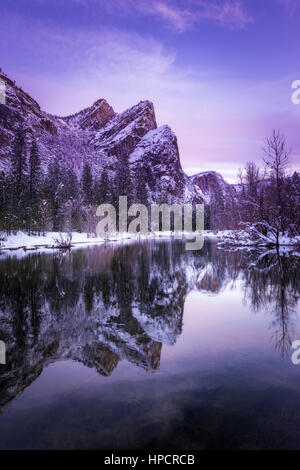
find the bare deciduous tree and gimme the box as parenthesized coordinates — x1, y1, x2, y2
(263, 130, 291, 181)
(263, 130, 291, 235)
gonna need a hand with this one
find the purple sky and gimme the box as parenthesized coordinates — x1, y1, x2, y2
(1, 0, 300, 181)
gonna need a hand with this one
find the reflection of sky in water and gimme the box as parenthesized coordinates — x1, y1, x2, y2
(0, 241, 300, 449)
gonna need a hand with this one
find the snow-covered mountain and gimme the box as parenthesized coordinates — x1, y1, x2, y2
(0, 71, 203, 204)
(190, 171, 239, 228)
(190, 170, 237, 204)
(130, 125, 204, 203)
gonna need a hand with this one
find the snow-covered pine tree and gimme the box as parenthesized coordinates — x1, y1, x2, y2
(81, 162, 93, 205)
(10, 125, 27, 230)
(115, 153, 132, 203)
(44, 158, 61, 231)
(27, 138, 43, 234)
(0, 171, 8, 232)
(136, 165, 148, 205)
(95, 167, 109, 205)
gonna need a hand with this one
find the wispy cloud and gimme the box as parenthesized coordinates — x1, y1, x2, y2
(48, 0, 253, 32)
(123, 0, 253, 32)
(148, 2, 194, 33)
(0, 11, 208, 113)
(1, 1, 298, 182)
(194, 0, 253, 30)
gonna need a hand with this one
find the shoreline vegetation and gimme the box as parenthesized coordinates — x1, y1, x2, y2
(1, 229, 299, 253)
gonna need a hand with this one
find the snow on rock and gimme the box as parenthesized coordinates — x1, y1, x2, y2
(190, 170, 235, 204)
(63, 98, 115, 131)
(130, 125, 204, 204)
(0, 73, 204, 205)
(0, 71, 109, 177)
(92, 100, 157, 164)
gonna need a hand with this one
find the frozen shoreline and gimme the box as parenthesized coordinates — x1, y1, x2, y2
(0, 230, 300, 254)
(0, 230, 188, 253)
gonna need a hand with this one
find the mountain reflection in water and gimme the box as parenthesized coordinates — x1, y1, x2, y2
(0, 240, 300, 449)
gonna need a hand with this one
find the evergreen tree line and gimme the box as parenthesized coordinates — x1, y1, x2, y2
(0, 126, 150, 235)
(1, 127, 299, 238)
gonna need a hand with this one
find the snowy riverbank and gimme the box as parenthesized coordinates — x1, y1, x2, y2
(205, 229, 300, 247)
(0, 230, 185, 252)
(1, 230, 300, 253)
(0, 231, 106, 250)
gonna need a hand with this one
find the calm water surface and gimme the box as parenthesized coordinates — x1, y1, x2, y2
(0, 240, 300, 449)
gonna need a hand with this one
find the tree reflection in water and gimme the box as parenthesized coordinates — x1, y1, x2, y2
(0, 240, 299, 411)
(243, 248, 300, 357)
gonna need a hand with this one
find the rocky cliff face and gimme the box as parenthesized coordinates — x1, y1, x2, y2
(130, 125, 203, 203)
(190, 170, 236, 204)
(92, 100, 157, 157)
(63, 98, 116, 131)
(190, 170, 239, 229)
(0, 72, 204, 205)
